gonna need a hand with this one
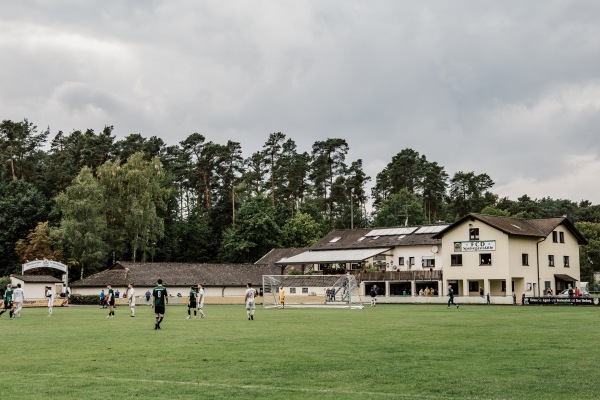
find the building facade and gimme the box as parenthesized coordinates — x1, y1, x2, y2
(434, 213, 587, 300)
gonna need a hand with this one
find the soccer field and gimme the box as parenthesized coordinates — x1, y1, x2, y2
(1, 304, 599, 399)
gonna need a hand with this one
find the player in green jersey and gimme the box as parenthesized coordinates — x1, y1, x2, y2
(152, 279, 168, 329)
(106, 284, 115, 317)
(187, 286, 197, 319)
(0, 284, 15, 319)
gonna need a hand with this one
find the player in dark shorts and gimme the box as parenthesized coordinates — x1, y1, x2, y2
(0, 284, 15, 319)
(152, 279, 168, 329)
(187, 286, 197, 319)
(106, 284, 115, 317)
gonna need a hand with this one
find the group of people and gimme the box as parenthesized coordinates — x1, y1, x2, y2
(418, 287, 436, 296)
(0, 283, 24, 319)
(186, 284, 206, 319)
(96, 281, 259, 328)
(325, 288, 337, 302)
(0, 284, 55, 318)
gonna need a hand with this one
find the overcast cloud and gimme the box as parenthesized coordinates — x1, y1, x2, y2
(2, 1, 600, 205)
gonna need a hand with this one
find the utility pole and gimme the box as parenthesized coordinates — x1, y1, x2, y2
(350, 188, 354, 229)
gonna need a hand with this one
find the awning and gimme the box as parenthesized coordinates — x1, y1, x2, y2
(275, 248, 392, 265)
(554, 274, 578, 282)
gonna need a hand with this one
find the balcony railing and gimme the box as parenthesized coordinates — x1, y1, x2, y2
(353, 270, 443, 282)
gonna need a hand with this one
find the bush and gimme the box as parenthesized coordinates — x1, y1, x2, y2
(68, 294, 100, 305)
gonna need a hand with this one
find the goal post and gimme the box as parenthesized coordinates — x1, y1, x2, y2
(262, 274, 364, 309)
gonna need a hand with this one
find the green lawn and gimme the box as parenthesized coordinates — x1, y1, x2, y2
(1, 304, 599, 399)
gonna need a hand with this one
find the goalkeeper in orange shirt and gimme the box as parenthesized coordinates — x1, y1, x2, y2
(279, 286, 285, 309)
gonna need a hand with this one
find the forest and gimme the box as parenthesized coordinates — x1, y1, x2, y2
(2, 118, 600, 283)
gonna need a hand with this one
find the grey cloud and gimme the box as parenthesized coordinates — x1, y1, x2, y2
(2, 0, 600, 203)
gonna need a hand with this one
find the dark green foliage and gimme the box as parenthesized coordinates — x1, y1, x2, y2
(219, 196, 282, 263)
(0, 180, 49, 275)
(3, 115, 600, 271)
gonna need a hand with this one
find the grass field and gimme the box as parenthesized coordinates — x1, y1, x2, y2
(1, 303, 599, 399)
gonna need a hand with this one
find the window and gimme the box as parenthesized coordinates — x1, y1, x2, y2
(479, 253, 492, 265)
(469, 228, 479, 240)
(468, 281, 480, 292)
(290, 287, 296, 294)
(522, 253, 529, 266)
(302, 287, 308, 294)
(398, 257, 404, 266)
(409, 257, 415, 266)
(329, 236, 341, 243)
(501, 281, 506, 292)
(563, 256, 570, 267)
(451, 254, 462, 266)
(559, 232, 565, 243)
(552, 231, 558, 243)
(544, 281, 551, 290)
(422, 258, 435, 267)
(548, 255, 555, 267)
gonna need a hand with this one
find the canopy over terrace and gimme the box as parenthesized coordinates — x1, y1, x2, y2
(274, 248, 392, 265)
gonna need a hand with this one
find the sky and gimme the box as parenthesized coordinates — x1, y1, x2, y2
(2, 1, 600, 205)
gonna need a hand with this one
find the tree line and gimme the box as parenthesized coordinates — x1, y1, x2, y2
(2, 118, 600, 283)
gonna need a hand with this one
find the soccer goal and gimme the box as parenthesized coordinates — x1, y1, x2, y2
(262, 274, 364, 309)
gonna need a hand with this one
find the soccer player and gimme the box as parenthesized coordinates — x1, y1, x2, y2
(187, 286, 197, 319)
(197, 283, 205, 319)
(126, 283, 136, 317)
(46, 286, 53, 316)
(279, 286, 285, 309)
(447, 284, 459, 309)
(106, 284, 115, 317)
(370, 284, 378, 307)
(13, 283, 24, 318)
(152, 279, 168, 329)
(245, 283, 257, 320)
(0, 284, 15, 319)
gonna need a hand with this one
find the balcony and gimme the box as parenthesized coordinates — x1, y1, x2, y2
(353, 270, 443, 282)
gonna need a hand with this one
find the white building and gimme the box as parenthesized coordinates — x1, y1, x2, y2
(433, 213, 587, 300)
(272, 214, 587, 304)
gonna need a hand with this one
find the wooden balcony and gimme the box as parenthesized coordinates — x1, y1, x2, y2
(353, 270, 443, 282)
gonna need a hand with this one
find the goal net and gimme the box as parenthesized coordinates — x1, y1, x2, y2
(262, 274, 364, 309)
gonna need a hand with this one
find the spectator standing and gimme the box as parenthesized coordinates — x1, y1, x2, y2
(100, 290, 106, 308)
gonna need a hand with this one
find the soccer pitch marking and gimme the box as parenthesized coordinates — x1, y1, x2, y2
(7, 372, 505, 400)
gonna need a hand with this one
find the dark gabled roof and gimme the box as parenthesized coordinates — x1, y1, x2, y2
(255, 248, 309, 266)
(11, 274, 63, 283)
(433, 213, 588, 245)
(309, 227, 441, 250)
(70, 262, 281, 287)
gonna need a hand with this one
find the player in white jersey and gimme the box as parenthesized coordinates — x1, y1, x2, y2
(12, 283, 24, 317)
(127, 283, 136, 317)
(45, 286, 53, 316)
(244, 283, 257, 320)
(197, 283, 206, 319)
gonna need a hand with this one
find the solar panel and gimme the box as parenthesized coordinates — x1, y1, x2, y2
(366, 227, 417, 237)
(415, 225, 448, 234)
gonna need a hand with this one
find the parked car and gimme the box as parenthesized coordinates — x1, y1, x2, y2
(557, 289, 589, 298)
